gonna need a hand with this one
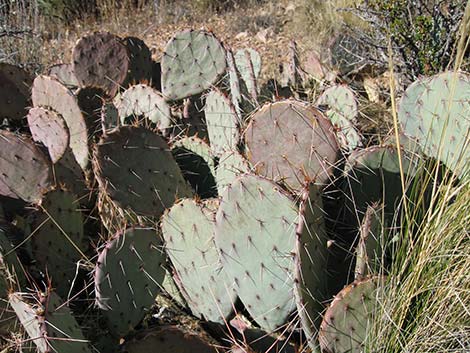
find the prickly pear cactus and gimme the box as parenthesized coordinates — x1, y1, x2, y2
(214, 174, 323, 331)
(122, 36, 153, 86)
(72, 32, 129, 97)
(27, 107, 70, 163)
(0, 63, 32, 120)
(399, 71, 470, 179)
(215, 150, 250, 192)
(245, 100, 339, 191)
(318, 276, 384, 353)
(344, 145, 419, 222)
(316, 84, 362, 151)
(115, 83, 173, 132)
(10, 291, 92, 353)
(47, 63, 79, 88)
(204, 89, 241, 156)
(93, 126, 193, 218)
(162, 198, 236, 323)
(31, 187, 87, 298)
(234, 48, 261, 101)
(161, 30, 227, 101)
(171, 136, 217, 198)
(293, 186, 329, 352)
(226, 48, 243, 118)
(123, 326, 217, 353)
(0, 130, 52, 202)
(31, 75, 90, 170)
(94, 227, 166, 337)
(354, 204, 385, 280)
(101, 102, 120, 133)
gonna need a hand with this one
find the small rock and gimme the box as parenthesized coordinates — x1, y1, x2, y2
(235, 31, 249, 40)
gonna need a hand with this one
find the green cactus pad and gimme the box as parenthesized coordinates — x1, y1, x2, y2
(318, 276, 384, 353)
(402, 71, 470, 178)
(72, 32, 129, 97)
(123, 36, 153, 86)
(47, 63, 79, 88)
(204, 89, 241, 156)
(343, 145, 419, 221)
(31, 75, 90, 170)
(162, 198, 236, 323)
(115, 83, 173, 131)
(245, 100, 339, 191)
(123, 326, 217, 353)
(354, 204, 385, 280)
(93, 126, 192, 218)
(27, 107, 70, 163)
(0, 63, 32, 120)
(94, 227, 166, 337)
(293, 186, 329, 352)
(397, 76, 431, 145)
(101, 102, 120, 133)
(215, 150, 250, 192)
(10, 291, 92, 353)
(226, 48, 243, 118)
(171, 136, 217, 198)
(161, 30, 227, 101)
(31, 187, 86, 298)
(234, 48, 261, 100)
(0, 130, 52, 202)
(316, 85, 362, 151)
(214, 174, 302, 331)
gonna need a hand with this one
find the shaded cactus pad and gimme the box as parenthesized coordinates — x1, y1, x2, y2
(94, 227, 166, 337)
(93, 126, 192, 217)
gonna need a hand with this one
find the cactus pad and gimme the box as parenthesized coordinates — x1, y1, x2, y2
(32, 75, 89, 170)
(101, 102, 120, 133)
(47, 63, 79, 88)
(27, 107, 70, 163)
(0, 130, 52, 202)
(72, 32, 129, 97)
(161, 30, 227, 101)
(400, 71, 470, 178)
(234, 48, 261, 101)
(123, 36, 153, 86)
(214, 174, 301, 331)
(115, 83, 173, 131)
(204, 89, 241, 155)
(94, 227, 166, 337)
(344, 145, 419, 221)
(245, 100, 339, 191)
(0, 63, 32, 120)
(293, 186, 329, 352)
(316, 85, 361, 151)
(10, 291, 91, 353)
(162, 198, 236, 323)
(319, 276, 384, 353)
(215, 150, 250, 192)
(31, 187, 86, 297)
(93, 126, 192, 218)
(171, 136, 217, 198)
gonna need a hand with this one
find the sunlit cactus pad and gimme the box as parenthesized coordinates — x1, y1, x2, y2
(161, 29, 227, 101)
(245, 100, 339, 191)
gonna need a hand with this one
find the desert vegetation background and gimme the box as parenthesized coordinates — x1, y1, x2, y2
(0, 0, 469, 352)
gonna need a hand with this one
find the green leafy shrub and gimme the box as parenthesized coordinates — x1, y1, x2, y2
(356, 0, 466, 77)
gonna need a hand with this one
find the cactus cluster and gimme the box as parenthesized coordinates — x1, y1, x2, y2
(0, 28, 465, 353)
